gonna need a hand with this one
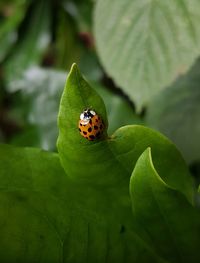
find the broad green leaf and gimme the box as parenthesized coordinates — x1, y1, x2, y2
(130, 148, 200, 262)
(57, 64, 194, 201)
(0, 144, 69, 262)
(4, 0, 51, 84)
(0, 144, 162, 262)
(146, 58, 200, 164)
(94, 0, 200, 110)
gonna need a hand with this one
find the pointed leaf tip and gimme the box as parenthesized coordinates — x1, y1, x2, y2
(57, 64, 109, 181)
(70, 63, 79, 73)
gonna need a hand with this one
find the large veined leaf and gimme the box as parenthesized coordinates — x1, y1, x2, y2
(0, 145, 66, 262)
(130, 148, 200, 262)
(0, 64, 197, 262)
(94, 0, 200, 110)
(0, 144, 162, 262)
(146, 58, 200, 164)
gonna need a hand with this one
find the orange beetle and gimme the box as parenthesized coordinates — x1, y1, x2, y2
(78, 109, 104, 140)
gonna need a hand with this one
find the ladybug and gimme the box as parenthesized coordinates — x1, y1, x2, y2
(78, 109, 104, 140)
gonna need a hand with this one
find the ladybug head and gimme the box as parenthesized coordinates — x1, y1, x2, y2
(80, 109, 96, 121)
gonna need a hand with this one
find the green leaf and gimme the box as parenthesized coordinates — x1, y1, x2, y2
(146, 58, 200, 164)
(94, 0, 200, 110)
(4, 0, 51, 84)
(57, 63, 194, 202)
(0, 144, 163, 262)
(130, 148, 200, 262)
(0, 144, 68, 262)
(57, 63, 110, 184)
(0, 64, 196, 262)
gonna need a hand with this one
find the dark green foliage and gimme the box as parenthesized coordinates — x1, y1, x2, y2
(0, 0, 200, 261)
(0, 66, 199, 262)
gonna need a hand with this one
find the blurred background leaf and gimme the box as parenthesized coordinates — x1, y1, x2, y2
(94, 0, 200, 111)
(8, 67, 66, 150)
(146, 58, 200, 165)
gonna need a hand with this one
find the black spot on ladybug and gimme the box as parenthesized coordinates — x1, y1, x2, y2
(79, 128, 81, 132)
(89, 135, 95, 140)
(96, 119, 98, 122)
(89, 119, 92, 125)
(83, 131, 87, 135)
(80, 123, 82, 126)
(100, 124, 103, 129)
(94, 126, 98, 130)
(88, 127, 92, 132)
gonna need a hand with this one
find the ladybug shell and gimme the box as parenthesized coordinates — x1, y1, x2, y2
(79, 114, 104, 141)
